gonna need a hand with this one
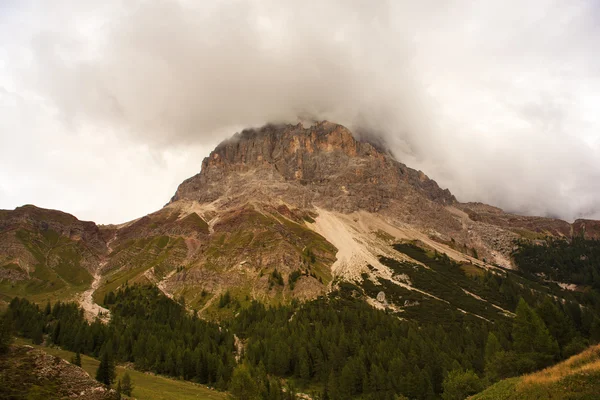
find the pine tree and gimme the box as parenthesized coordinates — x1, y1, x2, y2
(121, 372, 133, 396)
(484, 332, 502, 364)
(0, 315, 13, 354)
(51, 320, 61, 344)
(513, 298, 558, 357)
(441, 370, 483, 400)
(326, 371, 339, 400)
(229, 364, 259, 400)
(44, 301, 51, 316)
(536, 297, 575, 349)
(71, 351, 82, 367)
(31, 322, 43, 345)
(96, 351, 117, 386)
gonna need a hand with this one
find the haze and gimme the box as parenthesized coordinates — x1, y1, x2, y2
(1, 0, 599, 223)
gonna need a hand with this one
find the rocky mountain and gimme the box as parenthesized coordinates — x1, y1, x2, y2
(1, 121, 599, 319)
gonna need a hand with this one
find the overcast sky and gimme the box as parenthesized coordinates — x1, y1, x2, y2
(1, 0, 599, 224)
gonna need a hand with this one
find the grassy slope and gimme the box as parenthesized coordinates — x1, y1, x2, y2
(180, 208, 337, 317)
(0, 229, 93, 305)
(472, 344, 600, 400)
(93, 235, 187, 305)
(15, 338, 227, 400)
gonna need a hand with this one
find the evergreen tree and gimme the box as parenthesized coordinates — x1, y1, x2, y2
(536, 297, 575, 351)
(229, 364, 259, 400)
(441, 370, 483, 400)
(44, 301, 51, 316)
(121, 372, 133, 396)
(0, 315, 13, 354)
(513, 298, 558, 357)
(31, 322, 43, 345)
(326, 371, 339, 400)
(484, 332, 502, 364)
(71, 351, 82, 367)
(96, 351, 117, 386)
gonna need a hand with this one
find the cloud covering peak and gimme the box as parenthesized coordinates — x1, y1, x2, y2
(1, 0, 600, 222)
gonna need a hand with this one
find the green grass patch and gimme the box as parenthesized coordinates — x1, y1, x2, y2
(11, 228, 93, 300)
(180, 212, 209, 234)
(461, 263, 486, 278)
(94, 236, 186, 305)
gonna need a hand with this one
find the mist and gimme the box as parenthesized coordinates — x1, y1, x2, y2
(2, 0, 600, 222)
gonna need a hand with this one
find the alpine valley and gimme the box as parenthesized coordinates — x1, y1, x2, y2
(2, 121, 600, 400)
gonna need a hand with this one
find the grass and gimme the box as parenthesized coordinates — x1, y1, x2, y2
(14, 338, 227, 400)
(511, 228, 549, 241)
(521, 344, 600, 386)
(180, 212, 209, 234)
(2, 228, 93, 304)
(461, 263, 486, 278)
(0, 280, 88, 306)
(471, 344, 600, 400)
(94, 236, 187, 305)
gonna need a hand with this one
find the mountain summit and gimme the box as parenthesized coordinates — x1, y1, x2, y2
(172, 121, 455, 212)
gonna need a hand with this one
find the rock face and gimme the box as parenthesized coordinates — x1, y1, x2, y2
(172, 121, 455, 213)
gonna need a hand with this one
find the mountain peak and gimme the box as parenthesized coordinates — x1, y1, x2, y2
(171, 121, 455, 213)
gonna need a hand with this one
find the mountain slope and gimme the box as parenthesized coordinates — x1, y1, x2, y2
(2, 121, 600, 321)
(472, 344, 600, 399)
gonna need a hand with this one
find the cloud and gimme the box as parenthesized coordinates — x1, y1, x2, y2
(2, 0, 600, 222)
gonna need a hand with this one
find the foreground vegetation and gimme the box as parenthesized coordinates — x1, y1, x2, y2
(472, 343, 600, 399)
(4, 285, 600, 399)
(2, 238, 600, 399)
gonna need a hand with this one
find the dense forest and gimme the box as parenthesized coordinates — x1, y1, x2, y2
(3, 285, 600, 399)
(513, 237, 600, 290)
(6, 286, 236, 388)
(2, 239, 600, 399)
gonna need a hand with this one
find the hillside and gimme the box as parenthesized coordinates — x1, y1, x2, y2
(0, 205, 106, 307)
(3, 122, 600, 321)
(472, 344, 600, 399)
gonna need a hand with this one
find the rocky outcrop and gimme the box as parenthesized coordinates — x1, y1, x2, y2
(0, 345, 116, 399)
(172, 121, 455, 213)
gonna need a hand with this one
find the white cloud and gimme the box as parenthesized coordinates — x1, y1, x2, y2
(1, 0, 599, 222)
